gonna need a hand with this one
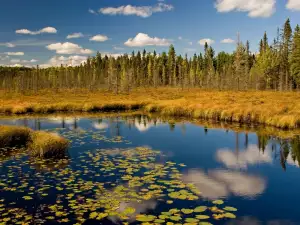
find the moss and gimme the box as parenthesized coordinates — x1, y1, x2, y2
(0, 125, 69, 158)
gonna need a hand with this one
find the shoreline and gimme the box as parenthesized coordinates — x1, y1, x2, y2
(1, 88, 300, 130)
(0, 111, 299, 140)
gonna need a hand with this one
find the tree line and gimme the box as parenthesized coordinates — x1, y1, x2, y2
(1, 18, 300, 93)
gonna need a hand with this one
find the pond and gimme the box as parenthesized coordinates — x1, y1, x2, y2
(0, 114, 299, 225)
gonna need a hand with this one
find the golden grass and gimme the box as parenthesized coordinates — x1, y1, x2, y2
(0, 126, 31, 148)
(1, 88, 300, 129)
(0, 125, 69, 157)
(28, 131, 69, 158)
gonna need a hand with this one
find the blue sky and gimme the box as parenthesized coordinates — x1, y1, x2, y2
(0, 0, 300, 67)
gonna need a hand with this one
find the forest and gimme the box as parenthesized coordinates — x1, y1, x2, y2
(0, 19, 300, 93)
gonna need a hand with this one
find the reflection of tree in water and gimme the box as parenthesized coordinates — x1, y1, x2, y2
(289, 136, 300, 167)
(108, 117, 122, 137)
(168, 121, 175, 131)
(257, 133, 300, 170)
(257, 134, 269, 153)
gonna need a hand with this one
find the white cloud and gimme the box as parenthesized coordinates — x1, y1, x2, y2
(99, 3, 174, 18)
(6, 52, 24, 56)
(286, 0, 300, 11)
(88, 9, 98, 15)
(188, 42, 193, 45)
(11, 64, 23, 67)
(221, 38, 235, 44)
(40, 55, 88, 68)
(178, 36, 183, 40)
(0, 56, 9, 60)
(46, 42, 93, 55)
(125, 33, 171, 47)
(215, 0, 276, 18)
(0, 43, 16, 48)
(66, 33, 84, 39)
(101, 52, 124, 58)
(6, 43, 15, 48)
(16, 27, 57, 35)
(113, 46, 125, 50)
(0, 39, 53, 47)
(198, 38, 215, 46)
(10, 59, 20, 63)
(90, 35, 109, 42)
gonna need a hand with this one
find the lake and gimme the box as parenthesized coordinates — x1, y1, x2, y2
(0, 114, 299, 225)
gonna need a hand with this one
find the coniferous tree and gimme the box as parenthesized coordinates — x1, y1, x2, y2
(290, 25, 300, 89)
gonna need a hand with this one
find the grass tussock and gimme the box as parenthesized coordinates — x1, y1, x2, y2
(28, 131, 69, 158)
(0, 126, 31, 148)
(0, 125, 69, 157)
(1, 88, 300, 129)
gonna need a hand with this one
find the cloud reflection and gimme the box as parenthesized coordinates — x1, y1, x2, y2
(93, 122, 108, 130)
(183, 169, 266, 199)
(217, 144, 299, 169)
(216, 145, 272, 169)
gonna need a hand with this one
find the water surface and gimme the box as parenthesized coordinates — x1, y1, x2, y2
(0, 115, 299, 225)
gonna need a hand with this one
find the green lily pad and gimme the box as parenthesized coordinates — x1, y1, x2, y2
(212, 199, 224, 205)
(224, 206, 237, 212)
(194, 206, 207, 213)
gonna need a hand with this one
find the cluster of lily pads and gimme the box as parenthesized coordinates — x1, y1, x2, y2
(0, 127, 237, 225)
(44, 128, 132, 147)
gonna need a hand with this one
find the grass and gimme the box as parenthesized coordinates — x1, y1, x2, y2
(1, 88, 300, 129)
(0, 125, 69, 157)
(0, 126, 31, 148)
(28, 131, 69, 158)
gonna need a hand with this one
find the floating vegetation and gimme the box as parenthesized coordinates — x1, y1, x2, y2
(0, 144, 238, 224)
(43, 128, 132, 147)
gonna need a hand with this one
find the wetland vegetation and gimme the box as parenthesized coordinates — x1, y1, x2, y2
(0, 115, 299, 225)
(0, 125, 69, 157)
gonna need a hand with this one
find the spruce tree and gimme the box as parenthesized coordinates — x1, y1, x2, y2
(290, 25, 300, 89)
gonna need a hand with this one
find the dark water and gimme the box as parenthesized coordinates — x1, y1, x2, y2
(0, 115, 300, 225)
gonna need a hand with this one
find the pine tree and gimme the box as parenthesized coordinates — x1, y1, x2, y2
(282, 18, 293, 90)
(167, 45, 176, 86)
(263, 32, 269, 52)
(290, 25, 300, 89)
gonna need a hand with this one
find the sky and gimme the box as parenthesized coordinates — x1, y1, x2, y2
(0, 0, 300, 67)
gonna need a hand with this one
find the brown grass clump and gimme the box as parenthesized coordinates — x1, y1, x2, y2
(0, 125, 69, 157)
(28, 131, 69, 158)
(0, 126, 31, 148)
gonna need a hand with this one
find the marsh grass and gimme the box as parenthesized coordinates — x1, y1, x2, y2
(28, 131, 69, 158)
(0, 125, 69, 157)
(1, 88, 300, 128)
(0, 126, 31, 147)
